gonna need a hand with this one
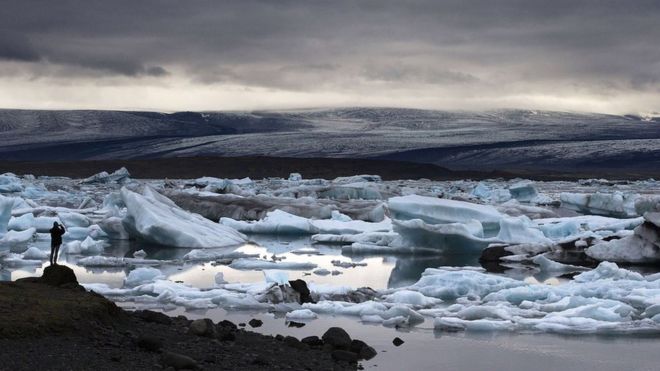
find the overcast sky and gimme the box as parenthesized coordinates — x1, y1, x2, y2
(1, 0, 659, 113)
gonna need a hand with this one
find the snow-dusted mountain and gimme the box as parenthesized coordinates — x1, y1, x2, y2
(1, 108, 659, 175)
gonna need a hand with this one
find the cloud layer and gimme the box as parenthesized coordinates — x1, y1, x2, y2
(1, 0, 659, 113)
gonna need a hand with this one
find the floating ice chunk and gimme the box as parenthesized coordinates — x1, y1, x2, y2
(434, 317, 516, 332)
(182, 249, 258, 261)
(133, 249, 147, 259)
(393, 218, 493, 254)
(497, 200, 557, 219)
(538, 219, 580, 239)
(532, 254, 589, 272)
(229, 258, 317, 270)
(58, 212, 91, 228)
(409, 268, 525, 300)
(573, 261, 644, 282)
(98, 217, 129, 239)
(263, 270, 289, 285)
(124, 267, 165, 287)
(0, 195, 14, 234)
(383, 290, 442, 306)
(222, 209, 391, 235)
(22, 246, 49, 260)
(508, 181, 538, 202)
(586, 216, 660, 263)
(286, 309, 317, 320)
(121, 186, 246, 248)
(333, 175, 381, 184)
(34, 216, 62, 233)
(331, 210, 352, 222)
(8, 213, 35, 231)
(496, 217, 552, 245)
(312, 231, 398, 245)
(80, 236, 106, 255)
(64, 236, 106, 255)
(1, 252, 43, 266)
(81, 167, 131, 184)
(313, 268, 331, 276)
(0, 228, 36, 245)
(311, 218, 391, 235)
(388, 195, 503, 231)
(288, 173, 303, 182)
(536, 215, 643, 234)
(471, 182, 493, 200)
(318, 182, 383, 200)
(0, 174, 23, 193)
(221, 209, 317, 234)
(561, 191, 639, 218)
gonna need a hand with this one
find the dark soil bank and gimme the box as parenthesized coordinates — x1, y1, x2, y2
(3, 155, 654, 181)
(0, 266, 369, 370)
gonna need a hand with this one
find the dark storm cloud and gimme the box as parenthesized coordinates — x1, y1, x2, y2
(1, 0, 660, 109)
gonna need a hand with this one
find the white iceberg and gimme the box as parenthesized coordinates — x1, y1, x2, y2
(121, 186, 246, 248)
(388, 195, 503, 231)
(124, 267, 165, 287)
(285, 309, 318, 320)
(561, 191, 639, 218)
(229, 258, 317, 270)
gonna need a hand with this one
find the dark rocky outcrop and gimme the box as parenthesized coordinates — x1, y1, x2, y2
(322, 327, 353, 349)
(289, 279, 314, 304)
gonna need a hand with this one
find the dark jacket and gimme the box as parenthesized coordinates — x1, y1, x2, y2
(50, 225, 65, 246)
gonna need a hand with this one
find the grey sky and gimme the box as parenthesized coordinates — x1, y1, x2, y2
(1, 0, 659, 113)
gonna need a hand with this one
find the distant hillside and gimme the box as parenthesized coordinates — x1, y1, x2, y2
(1, 108, 659, 176)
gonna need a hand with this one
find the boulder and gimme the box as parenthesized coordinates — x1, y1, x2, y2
(248, 318, 263, 328)
(40, 264, 78, 286)
(288, 279, 314, 304)
(392, 337, 404, 346)
(301, 335, 324, 347)
(322, 327, 352, 349)
(188, 318, 216, 337)
(160, 352, 198, 370)
(331, 350, 359, 363)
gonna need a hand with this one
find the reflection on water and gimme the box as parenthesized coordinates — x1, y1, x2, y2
(4, 234, 659, 290)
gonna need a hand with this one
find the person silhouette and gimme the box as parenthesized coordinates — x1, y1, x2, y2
(49, 221, 66, 265)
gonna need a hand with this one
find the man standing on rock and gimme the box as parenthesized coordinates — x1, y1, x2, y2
(49, 222, 66, 265)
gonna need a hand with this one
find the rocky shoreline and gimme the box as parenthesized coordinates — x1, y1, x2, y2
(0, 265, 375, 370)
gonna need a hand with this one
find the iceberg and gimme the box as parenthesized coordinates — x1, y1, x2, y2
(124, 267, 165, 287)
(81, 167, 131, 184)
(388, 195, 503, 231)
(64, 236, 106, 255)
(0, 174, 23, 193)
(392, 218, 493, 254)
(8, 213, 35, 231)
(22, 246, 49, 260)
(228, 258, 317, 270)
(220, 210, 317, 234)
(585, 209, 660, 263)
(561, 191, 639, 218)
(0, 228, 36, 246)
(221, 209, 391, 235)
(285, 309, 318, 320)
(0, 195, 14, 235)
(121, 186, 247, 248)
(57, 212, 91, 228)
(508, 181, 538, 202)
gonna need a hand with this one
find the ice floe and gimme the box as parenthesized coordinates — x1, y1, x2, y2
(121, 186, 247, 248)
